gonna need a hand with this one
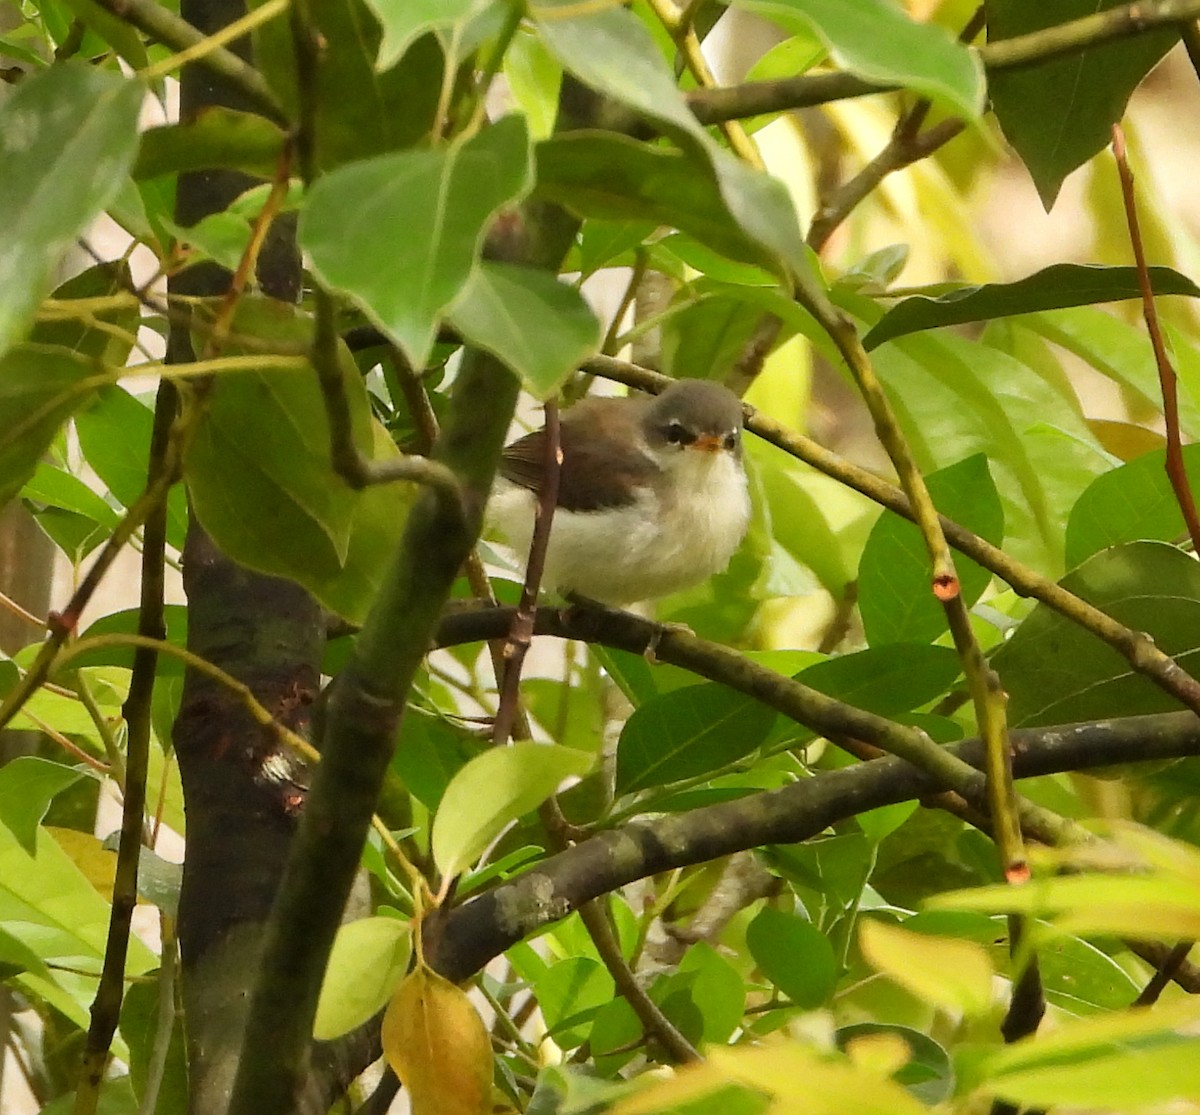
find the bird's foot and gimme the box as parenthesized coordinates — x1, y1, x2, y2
(644, 620, 693, 664)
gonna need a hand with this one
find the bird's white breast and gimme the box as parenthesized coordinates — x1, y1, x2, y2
(487, 449, 750, 605)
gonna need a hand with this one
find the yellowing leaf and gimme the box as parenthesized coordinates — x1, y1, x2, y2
(859, 918, 993, 1016)
(611, 1042, 930, 1115)
(381, 965, 492, 1115)
(47, 827, 120, 903)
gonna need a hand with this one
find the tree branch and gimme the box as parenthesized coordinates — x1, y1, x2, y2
(429, 709, 1200, 982)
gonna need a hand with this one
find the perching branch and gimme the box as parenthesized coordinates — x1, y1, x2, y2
(428, 707, 1200, 982)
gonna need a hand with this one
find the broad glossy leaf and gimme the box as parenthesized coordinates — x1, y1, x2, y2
(746, 906, 837, 1008)
(0, 345, 99, 509)
(314, 916, 411, 1040)
(69, 607, 189, 676)
(0, 805, 157, 977)
(21, 463, 120, 528)
(133, 110, 286, 180)
(679, 942, 745, 1044)
(864, 264, 1200, 351)
(185, 303, 363, 577)
(448, 261, 601, 398)
(432, 741, 592, 878)
(1065, 444, 1200, 569)
(0, 61, 143, 357)
(75, 387, 189, 552)
(1019, 307, 1200, 438)
(615, 683, 777, 795)
(302, 115, 533, 368)
(0, 757, 86, 854)
(737, 0, 983, 118)
(993, 541, 1200, 726)
(363, 0, 496, 71)
(537, 133, 803, 281)
(534, 0, 706, 145)
(859, 918, 992, 1015)
(988, 0, 1177, 208)
(1036, 934, 1139, 1015)
(797, 644, 962, 714)
(390, 707, 489, 811)
(858, 455, 1003, 645)
(534, 957, 614, 1047)
(872, 332, 1110, 573)
(252, 0, 443, 168)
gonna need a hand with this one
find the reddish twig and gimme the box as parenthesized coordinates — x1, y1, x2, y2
(1112, 123, 1200, 551)
(493, 401, 561, 744)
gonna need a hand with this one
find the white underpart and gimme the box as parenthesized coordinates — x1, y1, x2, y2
(488, 447, 750, 605)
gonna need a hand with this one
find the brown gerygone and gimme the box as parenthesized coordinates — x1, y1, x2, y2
(489, 379, 751, 605)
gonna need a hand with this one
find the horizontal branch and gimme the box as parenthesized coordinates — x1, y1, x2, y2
(688, 0, 1200, 125)
(429, 707, 1200, 982)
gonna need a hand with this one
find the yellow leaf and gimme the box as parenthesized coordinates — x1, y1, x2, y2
(381, 964, 492, 1115)
(859, 918, 993, 1015)
(47, 827, 120, 903)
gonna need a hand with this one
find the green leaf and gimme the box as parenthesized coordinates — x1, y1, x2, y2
(432, 741, 593, 878)
(1019, 307, 1200, 439)
(536, 133, 804, 281)
(533, 0, 707, 146)
(863, 264, 1200, 351)
(362, 0, 495, 72)
(872, 333, 1110, 573)
(447, 261, 601, 398)
(679, 942, 746, 1044)
(615, 684, 777, 795)
(0, 61, 143, 358)
(746, 906, 837, 1008)
(75, 387, 189, 552)
(736, 0, 983, 118)
(797, 644, 962, 715)
(534, 957, 614, 1047)
(252, 0, 443, 168)
(1065, 444, 1200, 569)
(836, 1023, 954, 1106)
(858, 455, 1004, 645)
(21, 462, 121, 529)
(313, 916, 411, 1040)
(0, 757, 86, 855)
(0, 345, 99, 509)
(301, 115, 534, 368)
(182, 300, 408, 621)
(390, 707, 489, 811)
(988, 0, 1177, 208)
(133, 109, 287, 180)
(993, 541, 1200, 727)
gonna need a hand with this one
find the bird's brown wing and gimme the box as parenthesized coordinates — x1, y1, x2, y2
(500, 402, 660, 513)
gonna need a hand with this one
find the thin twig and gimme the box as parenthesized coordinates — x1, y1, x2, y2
(494, 401, 561, 745)
(1112, 124, 1200, 551)
(92, 0, 287, 123)
(73, 383, 173, 1115)
(578, 898, 701, 1063)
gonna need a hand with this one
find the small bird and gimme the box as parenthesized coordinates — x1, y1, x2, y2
(489, 379, 751, 606)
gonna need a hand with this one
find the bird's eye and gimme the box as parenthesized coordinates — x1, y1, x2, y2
(723, 432, 739, 452)
(664, 421, 690, 445)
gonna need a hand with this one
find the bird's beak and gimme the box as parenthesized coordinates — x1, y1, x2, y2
(691, 434, 724, 453)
